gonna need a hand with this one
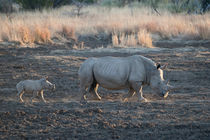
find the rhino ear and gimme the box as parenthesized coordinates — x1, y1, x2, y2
(44, 76, 48, 80)
(157, 64, 161, 69)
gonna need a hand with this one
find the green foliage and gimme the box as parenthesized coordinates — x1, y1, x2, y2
(0, 0, 19, 13)
(0, 0, 12, 13)
(99, 0, 204, 14)
(53, 0, 71, 8)
(15, 0, 99, 10)
(4, 0, 208, 13)
(78, 0, 98, 3)
(15, 0, 54, 10)
(167, 0, 201, 13)
(201, 0, 210, 12)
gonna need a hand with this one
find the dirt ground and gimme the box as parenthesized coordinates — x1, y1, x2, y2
(0, 40, 210, 139)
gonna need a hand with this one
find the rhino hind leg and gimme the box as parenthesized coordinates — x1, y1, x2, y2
(19, 91, 24, 103)
(79, 72, 94, 102)
(80, 83, 88, 103)
(89, 79, 101, 100)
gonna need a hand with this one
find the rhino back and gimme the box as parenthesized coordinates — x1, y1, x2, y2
(127, 55, 147, 83)
(92, 57, 131, 89)
(23, 80, 42, 91)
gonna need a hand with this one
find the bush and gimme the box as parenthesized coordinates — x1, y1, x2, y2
(15, 0, 98, 10)
(0, 0, 20, 13)
(201, 0, 210, 12)
(15, 0, 54, 10)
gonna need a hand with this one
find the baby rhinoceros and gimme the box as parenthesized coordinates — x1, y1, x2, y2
(16, 78, 55, 103)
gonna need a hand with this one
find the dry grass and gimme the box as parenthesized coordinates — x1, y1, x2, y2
(0, 6, 210, 47)
(111, 31, 152, 47)
(137, 29, 153, 48)
(112, 32, 119, 46)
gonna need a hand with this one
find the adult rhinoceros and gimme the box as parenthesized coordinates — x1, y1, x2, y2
(78, 55, 174, 102)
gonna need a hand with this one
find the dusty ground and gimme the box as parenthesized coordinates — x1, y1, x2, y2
(0, 40, 210, 139)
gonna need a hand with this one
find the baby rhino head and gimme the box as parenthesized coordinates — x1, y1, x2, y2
(41, 78, 55, 91)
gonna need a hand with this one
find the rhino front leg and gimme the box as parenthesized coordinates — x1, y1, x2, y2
(130, 81, 147, 102)
(138, 86, 148, 102)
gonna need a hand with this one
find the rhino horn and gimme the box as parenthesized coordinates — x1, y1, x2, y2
(157, 64, 168, 70)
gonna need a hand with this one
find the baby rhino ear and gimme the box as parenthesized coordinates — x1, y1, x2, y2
(41, 77, 47, 82)
(43, 76, 48, 80)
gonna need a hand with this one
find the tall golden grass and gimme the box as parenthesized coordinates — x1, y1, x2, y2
(0, 6, 209, 47)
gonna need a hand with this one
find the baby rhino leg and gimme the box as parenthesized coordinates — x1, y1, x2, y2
(18, 90, 24, 102)
(40, 90, 47, 103)
(17, 84, 24, 102)
(31, 91, 39, 102)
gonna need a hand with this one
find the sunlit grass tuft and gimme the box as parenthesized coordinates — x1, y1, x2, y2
(137, 29, 153, 48)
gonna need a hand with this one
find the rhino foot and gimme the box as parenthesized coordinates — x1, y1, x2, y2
(123, 97, 129, 102)
(80, 95, 87, 104)
(80, 99, 87, 104)
(91, 94, 101, 101)
(138, 97, 148, 102)
(96, 95, 101, 100)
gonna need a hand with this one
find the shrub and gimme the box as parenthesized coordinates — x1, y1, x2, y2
(137, 29, 153, 48)
(15, 0, 54, 10)
(201, 0, 210, 13)
(0, 0, 20, 13)
(61, 25, 76, 40)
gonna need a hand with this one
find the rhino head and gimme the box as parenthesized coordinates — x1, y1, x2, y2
(150, 64, 174, 98)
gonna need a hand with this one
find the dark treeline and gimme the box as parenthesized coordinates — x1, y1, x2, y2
(0, 0, 210, 13)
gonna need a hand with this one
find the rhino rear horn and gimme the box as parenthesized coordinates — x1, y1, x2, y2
(157, 64, 167, 70)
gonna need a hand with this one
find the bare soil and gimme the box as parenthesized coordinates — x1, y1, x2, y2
(0, 40, 210, 139)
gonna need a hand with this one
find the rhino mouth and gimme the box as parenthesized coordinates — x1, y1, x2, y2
(163, 92, 169, 98)
(160, 91, 169, 98)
